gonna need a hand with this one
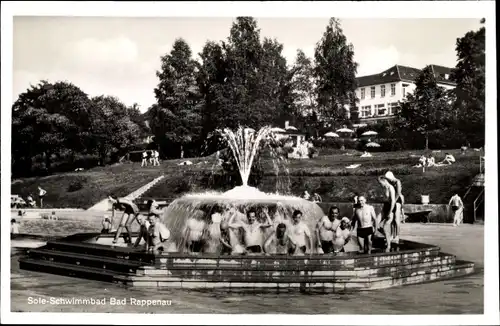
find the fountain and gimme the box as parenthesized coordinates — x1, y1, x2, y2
(19, 126, 476, 293)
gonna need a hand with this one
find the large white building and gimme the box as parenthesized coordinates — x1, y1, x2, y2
(350, 64, 457, 124)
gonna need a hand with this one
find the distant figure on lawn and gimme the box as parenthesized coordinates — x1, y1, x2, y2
(302, 191, 311, 200)
(153, 150, 160, 166)
(351, 196, 377, 254)
(38, 186, 47, 208)
(449, 194, 465, 226)
(141, 150, 148, 167)
(108, 195, 141, 244)
(440, 153, 456, 165)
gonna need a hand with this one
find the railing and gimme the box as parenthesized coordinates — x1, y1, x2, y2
(473, 188, 484, 223)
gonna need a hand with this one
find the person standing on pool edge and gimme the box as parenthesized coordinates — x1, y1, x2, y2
(383, 171, 405, 236)
(108, 195, 141, 244)
(377, 176, 400, 252)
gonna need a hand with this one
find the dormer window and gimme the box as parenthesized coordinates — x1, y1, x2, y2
(382, 73, 387, 77)
(444, 74, 449, 80)
(390, 71, 394, 75)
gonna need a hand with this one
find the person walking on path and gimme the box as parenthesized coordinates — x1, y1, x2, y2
(141, 150, 148, 167)
(38, 186, 47, 208)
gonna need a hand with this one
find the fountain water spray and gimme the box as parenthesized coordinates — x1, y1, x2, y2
(163, 125, 325, 253)
(217, 126, 273, 188)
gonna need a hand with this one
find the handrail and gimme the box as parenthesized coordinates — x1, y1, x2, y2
(473, 188, 485, 222)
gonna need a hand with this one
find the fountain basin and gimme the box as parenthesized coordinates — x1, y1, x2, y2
(18, 232, 475, 293)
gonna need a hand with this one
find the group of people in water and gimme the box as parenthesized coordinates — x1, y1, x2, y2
(106, 170, 405, 256)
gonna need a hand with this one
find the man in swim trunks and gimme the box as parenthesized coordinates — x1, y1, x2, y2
(351, 196, 378, 254)
(133, 213, 151, 249)
(377, 176, 400, 252)
(449, 194, 464, 226)
(289, 210, 313, 255)
(109, 195, 141, 244)
(228, 208, 272, 254)
(264, 223, 293, 254)
(315, 206, 342, 254)
(182, 210, 207, 253)
(333, 217, 352, 253)
(219, 220, 233, 255)
(148, 214, 171, 255)
(383, 171, 404, 240)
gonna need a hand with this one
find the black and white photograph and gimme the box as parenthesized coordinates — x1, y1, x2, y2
(1, 1, 498, 325)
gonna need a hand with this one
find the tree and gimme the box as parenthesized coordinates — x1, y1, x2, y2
(219, 17, 266, 129)
(450, 24, 485, 146)
(12, 80, 92, 174)
(289, 49, 319, 135)
(128, 103, 150, 137)
(398, 66, 453, 149)
(313, 18, 358, 127)
(152, 38, 202, 158)
(89, 95, 141, 164)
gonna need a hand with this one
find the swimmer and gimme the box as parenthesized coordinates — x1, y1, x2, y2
(333, 217, 352, 253)
(219, 220, 233, 255)
(182, 210, 207, 253)
(351, 196, 377, 254)
(288, 210, 313, 255)
(377, 176, 400, 252)
(101, 216, 112, 234)
(228, 208, 273, 254)
(133, 213, 151, 249)
(383, 171, 405, 240)
(315, 206, 342, 254)
(147, 214, 171, 255)
(264, 223, 293, 254)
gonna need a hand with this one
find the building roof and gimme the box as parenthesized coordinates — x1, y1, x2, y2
(356, 64, 456, 88)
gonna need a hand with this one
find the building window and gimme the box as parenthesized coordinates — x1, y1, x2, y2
(360, 88, 365, 100)
(361, 105, 371, 118)
(389, 102, 399, 115)
(381, 85, 386, 98)
(390, 83, 396, 96)
(370, 86, 375, 98)
(376, 104, 386, 116)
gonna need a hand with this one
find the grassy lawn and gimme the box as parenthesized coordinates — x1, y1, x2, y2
(11, 148, 483, 208)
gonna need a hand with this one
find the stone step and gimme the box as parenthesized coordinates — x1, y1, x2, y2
(140, 253, 455, 277)
(27, 248, 147, 274)
(19, 258, 132, 283)
(118, 261, 475, 292)
(45, 240, 155, 263)
(154, 249, 440, 270)
(133, 255, 456, 282)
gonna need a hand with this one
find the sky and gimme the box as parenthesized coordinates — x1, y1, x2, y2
(13, 17, 482, 112)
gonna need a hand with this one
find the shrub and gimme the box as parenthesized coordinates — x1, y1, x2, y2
(67, 181, 84, 192)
